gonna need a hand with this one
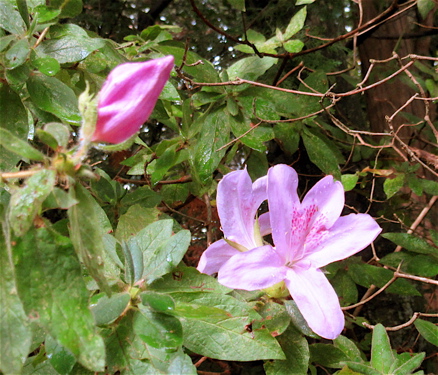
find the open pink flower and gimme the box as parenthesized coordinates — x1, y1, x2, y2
(200, 164, 382, 339)
(91, 55, 174, 144)
(197, 168, 270, 275)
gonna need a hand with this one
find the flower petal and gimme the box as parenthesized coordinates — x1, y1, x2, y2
(301, 175, 345, 231)
(258, 212, 271, 236)
(92, 56, 174, 144)
(267, 164, 300, 261)
(217, 169, 267, 249)
(218, 245, 286, 290)
(306, 213, 382, 268)
(285, 266, 344, 339)
(197, 240, 240, 275)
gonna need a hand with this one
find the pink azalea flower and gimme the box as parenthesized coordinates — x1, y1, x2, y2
(91, 55, 174, 144)
(197, 168, 271, 275)
(199, 164, 382, 339)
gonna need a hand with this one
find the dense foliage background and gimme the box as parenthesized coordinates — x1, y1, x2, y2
(0, 0, 437, 374)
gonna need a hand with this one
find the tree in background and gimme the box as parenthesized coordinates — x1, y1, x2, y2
(1, 0, 437, 374)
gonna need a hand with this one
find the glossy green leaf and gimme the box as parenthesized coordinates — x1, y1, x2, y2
(133, 304, 183, 349)
(120, 186, 161, 209)
(192, 107, 231, 184)
(274, 122, 301, 155)
(14, 228, 105, 371)
(140, 292, 175, 314)
(384, 174, 405, 199)
(227, 55, 278, 80)
(302, 128, 341, 179)
(0, 127, 45, 162)
(127, 219, 191, 284)
(27, 74, 81, 125)
(16, 0, 29, 29)
(32, 56, 61, 76)
(45, 335, 76, 375)
(0, 224, 32, 375)
(5, 38, 30, 68)
(382, 232, 438, 256)
(0, 1, 26, 34)
(370, 324, 395, 373)
(37, 24, 104, 63)
(284, 7, 307, 39)
(264, 326, 309, 375)
(149, 264, 231, 295)
(44, 122, 70, 149)
(414, 319, 438, 346)
(90, 292, 131, 326)
(48, 0, 83, 19)
(9, 169, 56, 236)
(173, 292, 285, 361)
(331, 270, 358, 306)
(122, 238, 144, 285)
(255, 300, 291, 337)
(150, 144, 178, 185)
(68, 182, 112, 295)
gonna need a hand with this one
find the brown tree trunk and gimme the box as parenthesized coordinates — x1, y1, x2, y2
(358, 0, 436, 143)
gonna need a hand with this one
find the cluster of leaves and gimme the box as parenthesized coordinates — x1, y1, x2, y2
(0, 0, 437, 374)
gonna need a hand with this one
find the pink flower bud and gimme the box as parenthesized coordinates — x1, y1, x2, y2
(91, 55, 174, 144)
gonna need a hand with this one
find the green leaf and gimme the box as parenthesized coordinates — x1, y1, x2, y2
(384, 174, 405, 199)
(134, 220, 191, 284)
(9, 169, 56, 236)
(48, 0, 83, 18)
(334, 335, 364, 363)
(283, 7, 307, 39)
(37, 24, 105, 63)
(150, 144, 178, 185)
(45, 335, 76, 375)
(5, 38, 30, 68)
(0, 0, 26, 34)
(284, 300, 319, 338)
(40, 122, 70, 149)
(27, 74, 81, 125)
(120, 186, 161, 208)
(149, 264, 232, 294)
(192, 107, 231, 184)
(133, 304, 183, 349)
(310, 343, 350, 368)
(174, 292, 285, 361)
(345, 362, 381, 375)
(227, 56, 278, 80)
(341, 174, 359, 191)
(382, 233, 438, 256)
(156, 41, 220, 83)
(0, 224, 32, 375)
(274, 122, 301, 155)
(264, 326, 309, 375)
(16, 0, 30, 29)
(227, 0, 245, 11)
(122, 238, 144, 285)
(417, 0, 435, 19)
(296, 0, 315, 4)
(32, 56, 61, 76)
(0, 127, 45, 162)
(392, 352, 425, 375)
(414, 319, 438, 346)
(370, 324, 395, 373)
(331, 270, 358, 306)
(68, 183, 112, 295)
(90, 292, 131, 326)
(116, 205, 160, 241)
(140, 292, 175, 314)
(14, 228, 105, 371)
(283, 39, 304, 53)
(302, 128, 341, 179)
